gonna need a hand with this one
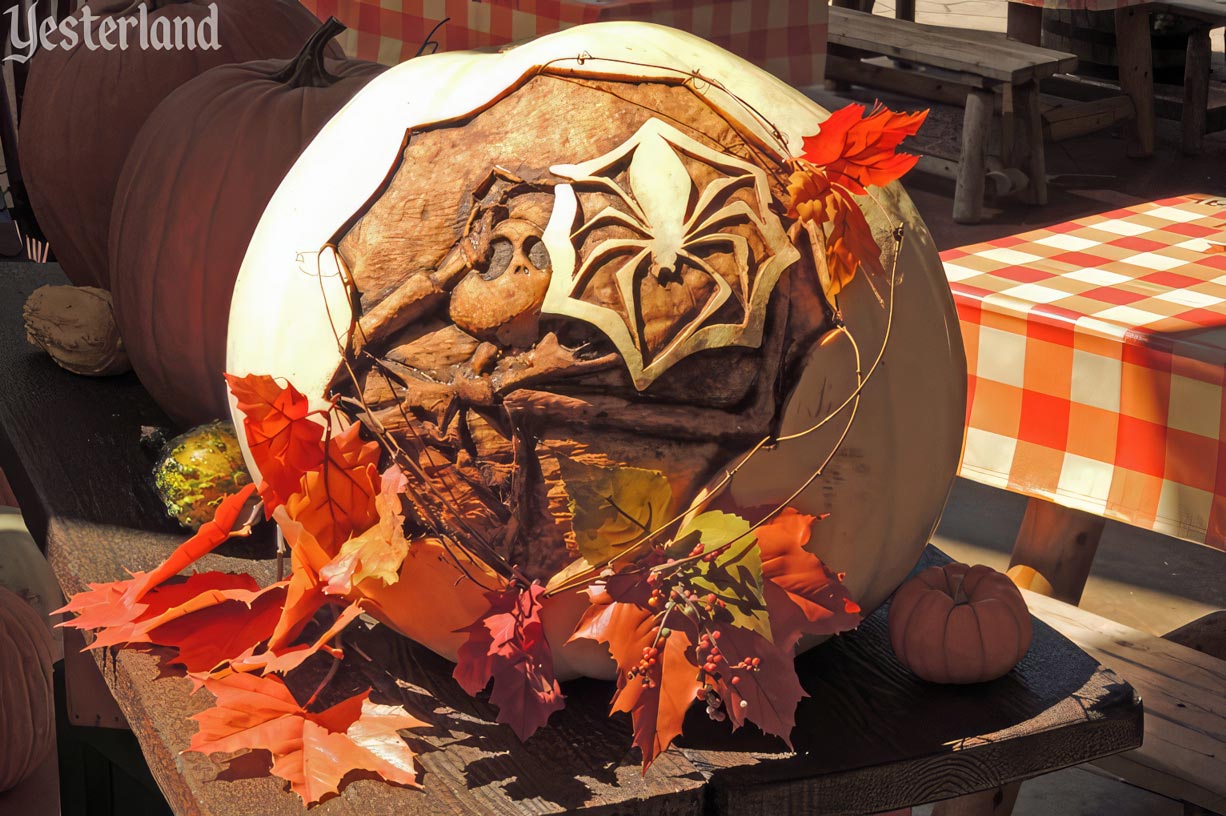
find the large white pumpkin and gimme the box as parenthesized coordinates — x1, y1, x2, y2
(227, 22, 965, 679)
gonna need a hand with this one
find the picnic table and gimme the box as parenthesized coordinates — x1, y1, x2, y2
(943, 193, 1226, 602)
(1005, 0, 1226, 154)
(0, 261, 1145, 816)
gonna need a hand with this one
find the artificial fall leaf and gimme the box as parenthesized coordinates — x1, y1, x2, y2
(789, 182, 883, 298)
(453, 582, 564, 741)
(87, 575, 269, 651)
(57, 484, 259, 632)
(284, 423, 380, 552)
(321, 466, 410, 595)
(707, 623, 807, 745)
(569, 582, 701, 770)
(676, 511, 771, 641)
(187, 673, 427, 805)
(226, 374, 326, 513)
(798, 103, 928, 195)
(149, 583, 289, 674)
(556, 456, 672, 564)
(756, 509, 861, 652)
(232, 603, 363, 676)
(267, 509, 335, 652)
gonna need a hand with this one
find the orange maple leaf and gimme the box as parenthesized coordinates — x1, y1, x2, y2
(284, 423, 380, 552)
(187, 673, 427, 805)
(226, 373, 327, 513)
(798, 103, 928, 196)
(757, 509, 861, 652)
(320, 466, 410, 595)
(569, 579, 701, 769)
(57, 484, 259, 632)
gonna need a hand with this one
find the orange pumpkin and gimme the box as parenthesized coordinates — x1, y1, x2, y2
(20, 0, 333, 289)
(109, 19, 385, 425)
(0, 587, 55, 792)
(888, 563, 1032, 684)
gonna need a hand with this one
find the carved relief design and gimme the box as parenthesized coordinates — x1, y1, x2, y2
(542, 118, 799, 390)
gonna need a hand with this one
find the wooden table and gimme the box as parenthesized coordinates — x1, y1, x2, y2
(1006, 0, 1226, 155)
(943, 193, 1226, 603)
(0, 263, 1143, 816)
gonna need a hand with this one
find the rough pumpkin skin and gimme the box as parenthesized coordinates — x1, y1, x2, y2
(154, 420, 252, 530)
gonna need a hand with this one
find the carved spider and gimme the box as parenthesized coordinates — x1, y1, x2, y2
(543, 118, 799, 390)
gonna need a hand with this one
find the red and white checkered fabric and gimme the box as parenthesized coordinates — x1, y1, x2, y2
(301, 0, 828, 86)
(943, 194, 1226, 549)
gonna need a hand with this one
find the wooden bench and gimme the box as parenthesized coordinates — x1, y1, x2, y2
(1023, 590, 1226, 816)
(827, 7, 1078, 223)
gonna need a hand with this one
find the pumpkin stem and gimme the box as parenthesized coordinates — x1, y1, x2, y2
(272, 17, 346, 89)
(949, 573, 970, 605)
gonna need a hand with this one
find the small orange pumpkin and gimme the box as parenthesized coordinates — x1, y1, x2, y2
(888, 563, 1032, 684)
(0, 586, 55, 791)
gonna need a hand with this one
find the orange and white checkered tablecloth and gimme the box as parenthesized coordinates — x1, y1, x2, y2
(942, 194, 1226, 549)
(301, 0, 828, 87)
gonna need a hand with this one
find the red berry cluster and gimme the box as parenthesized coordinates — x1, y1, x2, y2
(631, 627, 672, 688)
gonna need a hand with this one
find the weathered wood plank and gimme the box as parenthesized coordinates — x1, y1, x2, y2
(828, 8, 1077, 84)
(1023, 590, 1226, 815)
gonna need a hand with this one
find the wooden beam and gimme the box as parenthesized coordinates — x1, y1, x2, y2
(825, 54, 997, 100)
(1114, 6, 1156, 157)
(1182, 28, 1211, 155)
(1006, 3, 1043, 46)
(1007, 498, 1105, 605)
(1042, 95, 1136, 142)
(1024, 590, 1226, 815)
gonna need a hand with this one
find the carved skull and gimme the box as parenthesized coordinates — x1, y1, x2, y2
(449, 217, 551, 349)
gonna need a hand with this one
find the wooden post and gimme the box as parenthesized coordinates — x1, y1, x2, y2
(1006, 3, 1042, 45)
(1013, 81, 1047, 205)
(1182, 28, 1210, 156)
(1007, 498, 1106, 605)
(933, 784, 1021, 816)
(895, 0, 916, 22)
(1114, 6, 1155, 158)
(954, 90, 993, 224)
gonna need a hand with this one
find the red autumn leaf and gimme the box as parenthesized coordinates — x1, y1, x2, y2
(569, 579, 701, 769)
(58, 483, 260, 634)
(799, 103, 928, 195)
(151, 583, 289, 674)
(454, 582, 564, 741)
(226, 374, 327, 513)
(756, 509, 861, 652)
(87, 574, 268, 651)
(320, 466, 410, 596)
(707, 623, 807, 745)
(284, 423, 380, 552)
(187, 673, 427, 805)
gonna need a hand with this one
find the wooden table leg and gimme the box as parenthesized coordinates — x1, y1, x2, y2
(1013, 80, 1047, 205)
(895, 0, 916, 22)
(1182, 28, 1211, 156)
(932, 784, 1021, 816)
(1007, 497, 1106, 605)
(1114, 6, 1155, 158)
(954, 90, 993, 223)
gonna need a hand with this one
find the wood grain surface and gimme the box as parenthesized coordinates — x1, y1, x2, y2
(0, 263, 1142, 815)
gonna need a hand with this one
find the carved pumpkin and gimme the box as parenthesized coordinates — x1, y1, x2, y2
(20, 0, 333, 289)
(109, 20, 384, 425)
(888, 563, 1033, 684)
(227, 23, 967, 680)
(0, 587, 55, 792)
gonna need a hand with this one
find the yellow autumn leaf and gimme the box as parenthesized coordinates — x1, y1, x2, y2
(555, 456, 672, 564)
